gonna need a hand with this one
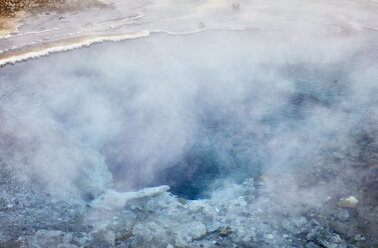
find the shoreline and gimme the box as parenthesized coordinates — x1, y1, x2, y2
(0, 28, 223, 68)
(0, 31, 151, 67)
(0, 0, 377, 68)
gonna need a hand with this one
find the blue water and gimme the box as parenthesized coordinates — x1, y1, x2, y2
(1, 31, 375, 200)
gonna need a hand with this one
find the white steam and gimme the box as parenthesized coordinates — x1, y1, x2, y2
(0, 30, 377, 205)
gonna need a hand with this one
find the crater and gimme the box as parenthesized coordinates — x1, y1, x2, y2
(0, 31, 375, 202)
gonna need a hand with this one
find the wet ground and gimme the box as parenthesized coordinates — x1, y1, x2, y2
(1, 0, 378, 67)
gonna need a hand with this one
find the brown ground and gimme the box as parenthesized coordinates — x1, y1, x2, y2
(0, 0, 109, 39)
(0, 0, 108, 17)
(0, 10, 25, 38)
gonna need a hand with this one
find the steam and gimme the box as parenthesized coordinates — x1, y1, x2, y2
(0, 30, 377, 207)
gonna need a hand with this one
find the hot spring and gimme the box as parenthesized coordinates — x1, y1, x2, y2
(0, 30, 377, 247)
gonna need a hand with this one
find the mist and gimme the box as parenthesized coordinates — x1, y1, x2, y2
(0, 29, 377, 246)
(1, 30, 376, 196)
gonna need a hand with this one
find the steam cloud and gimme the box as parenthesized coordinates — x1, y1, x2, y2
(0, 31, 377, 206)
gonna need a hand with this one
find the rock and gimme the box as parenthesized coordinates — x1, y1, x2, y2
(353, 234, 365, 241)
(318, 239, 347, 248)
(26, 230, 72, 248)
(71, 232, 89, 247)
(115, 231, 133, 242)
(306, 242, 322, 248)
(3, 173, 368, 248)
(282, 216, 307, 234)
(337, 196, 358, 208)
(330, 234, 343, 243)
(335, 210, 350, 221)
(188, 221, 207, 239)
(306, 225, 347, 248)
(330, 222, 354, 239)
(90, 185, 170, 212)
(293, 216, 307, 227)
(132, 222, 161, 242)
(135, 185, 171, 198)
(88, 229, 116, 248)
(173, 221, 207, 247)
(219, 229, 233, 236)
(14, 236, 28, 248)
(266, 234, 274, 239)
(62, 232, 73, 244)
(57, 244, 79, 248)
